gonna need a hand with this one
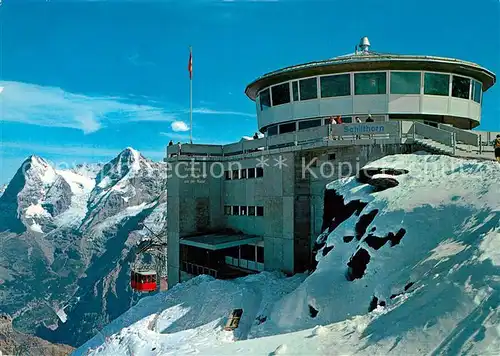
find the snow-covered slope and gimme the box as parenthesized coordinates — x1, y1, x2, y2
(0, 148, 168, 349)
(75, 154, 499, 356)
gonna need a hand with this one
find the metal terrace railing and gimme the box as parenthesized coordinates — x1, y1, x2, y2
(181, 261, 218, 278)
(166, 122, 404, 158)
(438, 124, 482, 153)
(164, 121, 496, 161)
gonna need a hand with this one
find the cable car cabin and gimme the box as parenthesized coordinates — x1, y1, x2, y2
(130, 270, 157, 292)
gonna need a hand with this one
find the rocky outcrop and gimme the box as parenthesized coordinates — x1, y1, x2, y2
(368, 177, 399, 192)
(357, 167, 409, 184)
(0, 314, 74, 356)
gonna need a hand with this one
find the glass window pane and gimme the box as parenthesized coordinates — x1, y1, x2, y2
(299, 78, 318, 100)
(256, 206, 264, 216)
(279, 122, 296, 134)
(226, 247, 239, 259)
(240, 206, 247, 215)
(240, 169, 247, 179)
(232, 206, 240, 215)
(232, 170, 239, 179)
(241, 245, 255, 261)
(248, 206, 256, 216)
(248, 168, 256, 178)
(224, 206, 232, 215)
(271, 83, 290, 106)
(355, 72, 386, 95)
(321, 74, 350, 97)
(259, 89, 270, 110)
(257, 246, 264, 263)
(267, 125, 278, 136)
(424, 73, 450, 96)
(473, 81, 482, 103)
(452, 76, 470, 99)
(256, 167, 264, 177)
(292, 81, 299, 101)
(390, 72, 421, 94)
(299, 119, 322, 130)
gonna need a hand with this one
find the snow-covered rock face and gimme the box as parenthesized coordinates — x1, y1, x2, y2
(83, 148, 165, 233)
(75, 154, 499, 356)
(0, 148, 168, 348)
(257, 154, 500, 352)
(0, 155, 69, 233)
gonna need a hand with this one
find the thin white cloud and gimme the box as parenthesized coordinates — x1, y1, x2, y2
(171, 121, 190, 132)
(192, 107, 255, 118)
(0, 81, 177, 134)
(127, 53, 156, 67)
(0, 81, 256, 134)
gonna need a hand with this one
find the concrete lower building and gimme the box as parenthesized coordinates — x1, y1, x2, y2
(166, 38, 497, 286)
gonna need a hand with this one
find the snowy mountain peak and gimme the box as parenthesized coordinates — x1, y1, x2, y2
(81, 148, 166, 233)
(23, 155, 57, 184)
(94, 147, 144, 189)
(0, 155, 60, 233)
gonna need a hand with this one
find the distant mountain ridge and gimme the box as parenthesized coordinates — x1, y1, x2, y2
(0, 148, 168, 349)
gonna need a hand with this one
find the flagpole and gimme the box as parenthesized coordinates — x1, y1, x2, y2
(189, 46, 193, 144)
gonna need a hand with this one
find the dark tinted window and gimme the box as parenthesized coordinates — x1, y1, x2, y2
(321, 74, 350, 97)
(241, 245, 255, 261)
(279, 122, 296, 134)
(299, 78, 318, 100)
(256, 167, 264, 178)
(267, 125, 278, 136)
(226, 247, 239, 258)
(259, 89, 271, 110)
(452, 75, 470, 99)
(390, 72, 421, 94)
(240, 206, 247, 215)
(292, 81, 299, 101)
(248, 206, 256, 216)
(248, 168, 255, 178)
(225, 171, 231, 180)
(271, 83, 290, 106)
(472, 81, 482, 103)
(240, 169, 247, 179)
(424, 73, 449, 96)
(232, 206, 240, 215)
(299, 119, 322, 130)
(257, 206, 264, 216)
(257, 246, 264, 263)
(232, 170, 239, 179)
(224, 206, 232, 215)
(355, 72, 387, 95)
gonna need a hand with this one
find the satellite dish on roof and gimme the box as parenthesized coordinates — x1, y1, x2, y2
(359, 37, 371, 52)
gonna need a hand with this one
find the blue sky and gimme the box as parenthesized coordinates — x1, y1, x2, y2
(0, 0, 499, 184)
